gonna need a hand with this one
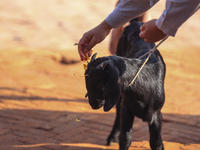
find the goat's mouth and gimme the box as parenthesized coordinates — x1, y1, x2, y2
(89, 99, 105, 110)
(90, 100, 112, 112)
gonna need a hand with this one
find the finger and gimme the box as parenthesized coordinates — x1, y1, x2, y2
(79, 36, 89, 49)
(78, 41, 85, 61)
(139, 24, 146, 39)
(144, 38, 151, 43)
(84, 37, 98, 53)
(88, 50, 93, 57)
(140, 24, 146, 32)
(78, 46, 85, 61)
(78, 34, 91, 60)
(139, 31, 145, 39)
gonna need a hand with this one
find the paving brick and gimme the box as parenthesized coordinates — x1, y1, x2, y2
(82, 121, 112, 132)
(0, 48, 200, 150)
(163, 122, 200, 137)
(163, 113, 199, 126)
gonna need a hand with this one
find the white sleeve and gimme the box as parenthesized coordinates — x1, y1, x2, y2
(156, 0, 200, 36)
(105, 0, 160, 28)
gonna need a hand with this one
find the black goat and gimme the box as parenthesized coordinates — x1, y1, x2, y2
(84, 20, 166, 150)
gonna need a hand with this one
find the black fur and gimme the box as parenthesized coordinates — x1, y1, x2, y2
(85, 21, 166, 150)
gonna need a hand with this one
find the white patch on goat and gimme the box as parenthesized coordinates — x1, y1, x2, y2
(150, 113, 158, 126)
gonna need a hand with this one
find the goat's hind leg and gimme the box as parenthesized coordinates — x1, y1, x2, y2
(148, 111, 164, 150)
(107, 96, 122, 145)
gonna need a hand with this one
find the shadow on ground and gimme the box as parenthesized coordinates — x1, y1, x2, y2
(0, 93, 199, 150)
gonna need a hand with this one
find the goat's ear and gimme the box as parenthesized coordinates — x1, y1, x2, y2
(85, 93, 88, 98)
(103, 68, 121, 112)
(96, 60, 110, 70)
(90, 53, 98, 62)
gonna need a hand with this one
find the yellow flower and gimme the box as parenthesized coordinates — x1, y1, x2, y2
(83, 64, 88, 70)
(83, 50, 93, 72)
(76, 119, 81, 122)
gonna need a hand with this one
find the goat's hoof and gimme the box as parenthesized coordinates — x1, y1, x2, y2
(151, 145, 164, 150)
(157, 145, 164, 150)
(106, 140, 118, 146)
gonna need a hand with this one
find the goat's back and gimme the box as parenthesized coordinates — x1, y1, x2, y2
(117, 21, 163, 63)
(116, 20, 166, 119)
(116, 20, 166, 77)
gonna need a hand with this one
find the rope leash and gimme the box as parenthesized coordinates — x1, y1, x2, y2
(127, 5, 200, 88)
(127, 35, 169, 87)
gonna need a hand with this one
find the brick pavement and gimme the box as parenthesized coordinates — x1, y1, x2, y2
(0, 48, 200, 150)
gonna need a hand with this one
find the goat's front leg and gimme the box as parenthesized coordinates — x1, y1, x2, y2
(148, 111, 164, 150)
(107, 96, 122, 145)
(119, 105, 134, 150)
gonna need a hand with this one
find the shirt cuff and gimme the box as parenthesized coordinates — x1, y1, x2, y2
(156, 14, 177, 37)
(156, 0, 200, 37)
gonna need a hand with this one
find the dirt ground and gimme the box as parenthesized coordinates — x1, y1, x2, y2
(0, 1, 200, 150)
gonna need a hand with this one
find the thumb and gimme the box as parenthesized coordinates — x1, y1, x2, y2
(140, 24, 146, 32)
(139, 24, 146, 39)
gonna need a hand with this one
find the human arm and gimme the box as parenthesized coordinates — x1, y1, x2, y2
(109, 27, 124, 55)
(105, 0, 159, 28)
(78, 0, 199, 60)
(139, 0, 200, 42)
(139, 19, 167, 43)
(78, 0, 159, 60)
(78, 20, 112, 61)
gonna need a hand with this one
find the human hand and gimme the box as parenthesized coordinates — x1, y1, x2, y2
(139, 19, 167, 43)
(78, 20, 112, 61)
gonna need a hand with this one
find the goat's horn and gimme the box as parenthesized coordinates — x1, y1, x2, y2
(90, 53, 98, 62)
(96, 60, 110, 70)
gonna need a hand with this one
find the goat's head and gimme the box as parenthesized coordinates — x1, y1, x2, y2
(85, 53, 121, 112)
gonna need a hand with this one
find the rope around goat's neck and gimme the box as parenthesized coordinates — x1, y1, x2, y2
(126, 5, 199, 88)
(126, 35, 168, 88)
(138, 35, 169, 59)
